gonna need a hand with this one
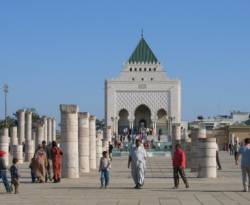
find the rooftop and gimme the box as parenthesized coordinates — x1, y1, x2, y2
(128, 37, 159, 64)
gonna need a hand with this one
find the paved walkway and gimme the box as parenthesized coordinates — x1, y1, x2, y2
(1, 152, 249, 205)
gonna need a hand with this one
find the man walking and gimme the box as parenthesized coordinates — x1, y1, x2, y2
(128, 139, 146, 189)
(0, 150, 12, 193)
(172, 144, 189, 189)
(235, 138, 250, 192)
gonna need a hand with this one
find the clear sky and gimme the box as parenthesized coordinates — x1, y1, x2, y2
(0, 0, 250, 122)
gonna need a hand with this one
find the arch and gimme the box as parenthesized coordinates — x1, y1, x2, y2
(134, 104, 152, 132)
(118, 109, 129, 135)
(156, 108, 168, 135)
(157, 108, 167, 121)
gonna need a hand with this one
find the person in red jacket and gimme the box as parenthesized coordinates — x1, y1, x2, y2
(51, 141, 63, 183)
(172, 144, 189, 189)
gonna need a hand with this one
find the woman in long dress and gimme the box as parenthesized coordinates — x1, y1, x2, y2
(34, 145, 48, 183)
(51, 141, 63, 183)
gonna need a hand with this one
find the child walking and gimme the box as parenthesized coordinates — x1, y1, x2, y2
(99, 151, 111, 188)
(29, 157, 36, 183)
(10, 158, 21, 194)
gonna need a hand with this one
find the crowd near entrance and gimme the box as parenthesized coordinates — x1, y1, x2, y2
(115, 105, 171, 152)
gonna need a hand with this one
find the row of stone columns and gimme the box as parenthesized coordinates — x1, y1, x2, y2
(0, 109, 57, 167)
(60, 104, 103, 178)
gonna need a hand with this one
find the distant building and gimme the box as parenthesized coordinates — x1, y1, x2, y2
(231, 111, 250, 123)
(189, 111, 250, 149)
(189, 111, 250, 130)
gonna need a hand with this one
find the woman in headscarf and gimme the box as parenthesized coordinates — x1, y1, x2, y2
(51, 141, 63, 183)
(34, 145, 48, 183)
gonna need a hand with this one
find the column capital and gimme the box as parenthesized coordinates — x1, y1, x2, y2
(60, 104, 79, 113)
(78, 112, 90, 119)
(89, 115, 96, 121)
(16, 109, 25, 114)
(25, 110, 32, 115)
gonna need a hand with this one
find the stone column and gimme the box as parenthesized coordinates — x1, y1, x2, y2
(52, 118, 56, 141)
(12, 145, 23, 163)
(36, 123, 44, 148)
(198, 127, 207, 139)
(190, 128, 200, 172)
(17, 109, 25, 145)
(96, 131, 103, 164)
(102, 139, 109, 152)
(106, 126, 112, 143)
(47, 117, 52, 143)
(78, 112, 90, 174)
(26, 140, 35, 162)
(0, 128, 10, 166)
(25, 111, 32, 162)
(172, 123, 181, 147)
(43, 116, 48, 143)
(32, 131, 36, 140)
(154, 121, 158, 136)
(32, 130, 36, 150)
(60, 104, 79, 178)
(197, 138, 217, 178)
(129, 120, 134, 130)
(185, 137, 192, 169)
(10, 126, 18, 153)
(152, 121, 155, 136)
(89, 115, 97, 170)
(115, 117, 119, 136)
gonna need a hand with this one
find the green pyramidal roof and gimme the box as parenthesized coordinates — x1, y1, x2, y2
(128, 37, 159, 64)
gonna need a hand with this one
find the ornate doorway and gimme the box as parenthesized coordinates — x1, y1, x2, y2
(134, 104, 151, 132)
(118, 109, 129, 135)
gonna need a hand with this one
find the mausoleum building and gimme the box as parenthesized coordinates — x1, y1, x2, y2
(105, 36, 181, 139)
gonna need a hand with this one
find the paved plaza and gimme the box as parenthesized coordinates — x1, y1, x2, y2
(0, 151, 250, 205)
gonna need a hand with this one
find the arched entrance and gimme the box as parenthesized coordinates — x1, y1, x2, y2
(157, 109, 168, 135)
(118, 109, 129, 135)
(134, 105, 151, 132)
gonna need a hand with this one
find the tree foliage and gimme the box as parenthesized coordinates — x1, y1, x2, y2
(0, 115, 17, 129)
(96, 118, 105, 130)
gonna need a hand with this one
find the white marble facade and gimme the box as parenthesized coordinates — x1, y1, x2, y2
(105, 36, 181, 137)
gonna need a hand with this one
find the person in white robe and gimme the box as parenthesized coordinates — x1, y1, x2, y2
(128, 139, 146, 189)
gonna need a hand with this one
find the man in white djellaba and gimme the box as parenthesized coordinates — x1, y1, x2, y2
(128, 139, 147, 189)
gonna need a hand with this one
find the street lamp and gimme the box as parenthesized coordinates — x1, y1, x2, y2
(3, 83, 9, 127)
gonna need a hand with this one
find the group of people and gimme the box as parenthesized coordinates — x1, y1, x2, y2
(2, 137, 250, 194)
(0, 151, 20, 194)
(101, 137, 250, 192)
(0, 140, 63, 194)
(99, 139, 189, 190)
(30, 140, 63, 184)
(128, 139, 189, 189)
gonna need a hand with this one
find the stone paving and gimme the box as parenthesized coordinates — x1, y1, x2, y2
(0, 151, 250, 205)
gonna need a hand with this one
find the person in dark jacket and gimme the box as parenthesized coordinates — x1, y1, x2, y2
(172, 144, 189, 189)
(10, 158, 21, 194)
(0, 150, 12, 193)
